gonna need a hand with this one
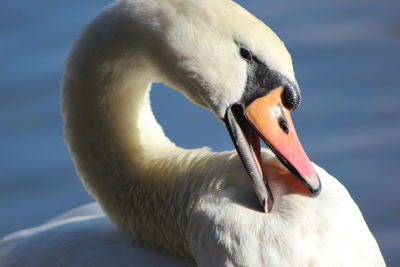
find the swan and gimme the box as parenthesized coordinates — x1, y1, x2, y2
(0, 0, 385, 266)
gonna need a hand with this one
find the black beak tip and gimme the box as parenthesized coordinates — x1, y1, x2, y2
(308, 174, 322, 197)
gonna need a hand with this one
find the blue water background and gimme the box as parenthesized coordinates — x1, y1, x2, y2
(1, 0, 399, 265)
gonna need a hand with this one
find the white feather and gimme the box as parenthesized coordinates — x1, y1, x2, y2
(0, 0, 385, 266)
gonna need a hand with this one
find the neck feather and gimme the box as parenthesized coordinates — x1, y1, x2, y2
(61, 24, 203, 258)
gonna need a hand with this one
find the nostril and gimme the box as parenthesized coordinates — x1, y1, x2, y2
(278, 115, 290, 134)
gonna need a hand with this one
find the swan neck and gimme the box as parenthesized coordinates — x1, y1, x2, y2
(61, 24, 195, 257)
(63, 59, 176, 163)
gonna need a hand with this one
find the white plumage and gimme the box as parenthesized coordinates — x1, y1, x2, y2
(0, 0, 385, 266)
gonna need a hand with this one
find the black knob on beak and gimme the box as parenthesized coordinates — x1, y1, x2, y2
(282, 83, 301, 111)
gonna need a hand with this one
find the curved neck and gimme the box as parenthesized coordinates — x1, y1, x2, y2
(61, 25, 201, 258)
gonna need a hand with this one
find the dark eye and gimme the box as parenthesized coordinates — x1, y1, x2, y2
(239, 47, 252, 61)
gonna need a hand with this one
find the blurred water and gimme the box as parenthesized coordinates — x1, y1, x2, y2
(1, 0, 399, 265)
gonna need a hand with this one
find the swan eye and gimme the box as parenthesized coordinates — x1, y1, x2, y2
(239, 47, 252, 61)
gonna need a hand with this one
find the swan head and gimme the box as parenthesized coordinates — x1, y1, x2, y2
(122, 0, 321, 211)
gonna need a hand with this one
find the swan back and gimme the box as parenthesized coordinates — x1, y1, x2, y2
(188, 163, 385, 266)
(0, 203, 194, 267)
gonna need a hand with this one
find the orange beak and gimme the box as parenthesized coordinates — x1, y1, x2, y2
(245, 86, 320, 194)
(224, 86, 320, 212)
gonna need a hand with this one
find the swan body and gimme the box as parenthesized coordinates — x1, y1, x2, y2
(0, 203, 193, 266)
(0, 0, 385, 266)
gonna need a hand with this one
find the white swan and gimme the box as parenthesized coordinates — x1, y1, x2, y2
(0, 0, 385, 266)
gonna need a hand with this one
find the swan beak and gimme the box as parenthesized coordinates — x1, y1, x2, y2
(225, 103, 273, 212)
(224, 86, 321, 212)
(246, 86, 321, 194)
